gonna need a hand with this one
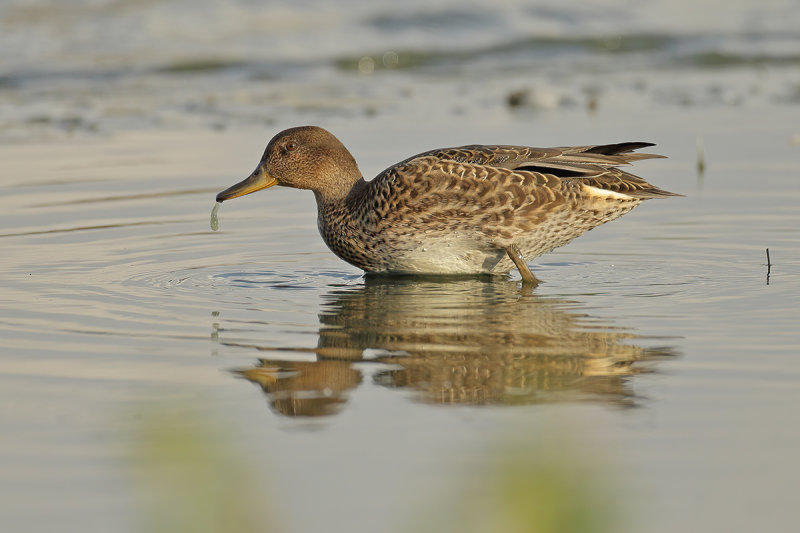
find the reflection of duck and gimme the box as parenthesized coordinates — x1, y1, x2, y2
(229, 278, 677, 417)
(237, 360, 361, 418)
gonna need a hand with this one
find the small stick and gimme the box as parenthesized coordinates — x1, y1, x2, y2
(766, 248, 771, 285)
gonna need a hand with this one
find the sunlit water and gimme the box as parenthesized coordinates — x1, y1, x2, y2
(2, 1, 800, 532)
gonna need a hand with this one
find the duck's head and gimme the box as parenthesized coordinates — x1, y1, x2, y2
(216, 126, 362, 203)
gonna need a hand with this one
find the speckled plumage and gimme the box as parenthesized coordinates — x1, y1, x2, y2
(216, 126, 678, 279)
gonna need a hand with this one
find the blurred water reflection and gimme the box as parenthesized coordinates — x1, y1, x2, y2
(227, 278, 677, 416)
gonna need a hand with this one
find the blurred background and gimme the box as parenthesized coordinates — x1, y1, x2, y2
(1, 0, 799, 141)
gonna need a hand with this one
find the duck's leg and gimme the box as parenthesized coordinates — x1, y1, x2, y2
(506, 244, 539, 286)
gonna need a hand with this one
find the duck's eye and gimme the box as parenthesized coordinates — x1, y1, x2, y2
(285, 141, 298, 152)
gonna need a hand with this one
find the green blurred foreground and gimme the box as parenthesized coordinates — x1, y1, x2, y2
(129, 406, 276, 533)
(128, 404, 619, 533)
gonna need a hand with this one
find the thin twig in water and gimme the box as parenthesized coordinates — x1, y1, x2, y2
(766, 248, 771, 285)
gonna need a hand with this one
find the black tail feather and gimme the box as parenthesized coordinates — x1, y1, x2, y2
(584, 142, 656, 155)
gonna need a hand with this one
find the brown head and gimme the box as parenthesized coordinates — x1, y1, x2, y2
(216, 126, 362, 203)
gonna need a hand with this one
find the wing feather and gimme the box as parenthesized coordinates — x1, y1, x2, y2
(354, 141, 676, 240)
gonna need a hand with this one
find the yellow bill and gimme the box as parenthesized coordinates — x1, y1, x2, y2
(216, 167, 277, 202)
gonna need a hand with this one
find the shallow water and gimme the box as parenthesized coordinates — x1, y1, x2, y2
(2, 1, 800, 532)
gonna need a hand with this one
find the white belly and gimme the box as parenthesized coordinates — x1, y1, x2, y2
(378, 237, 510, 275)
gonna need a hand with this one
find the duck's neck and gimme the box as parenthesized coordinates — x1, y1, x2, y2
(314, 177, 369, 252)
(313, 177, 367, 208)
(313, 177, 373, 269)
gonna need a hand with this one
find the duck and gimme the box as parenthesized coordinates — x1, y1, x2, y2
(215, 126, 677, 283)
